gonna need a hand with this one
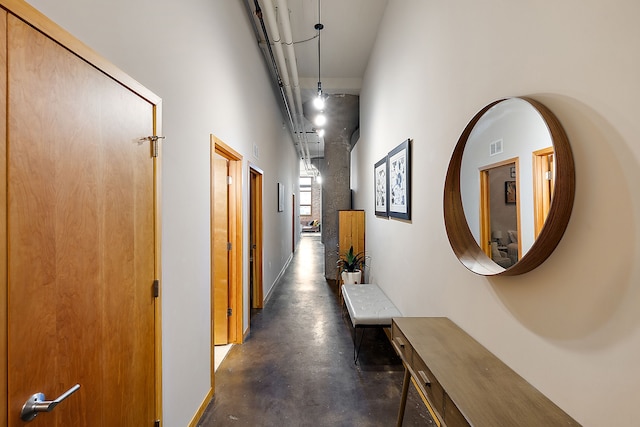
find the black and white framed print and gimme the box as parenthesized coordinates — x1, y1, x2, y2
(277, 182, 285, 212)
(374, 156, 389, 217)
(388, 139, 411, 220)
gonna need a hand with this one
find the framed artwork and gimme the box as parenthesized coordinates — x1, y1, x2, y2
(505, 181, 516, 204)
(374, 156, 388, 217)
(388, 139, 411, 220)
(277, 182, 284, 212)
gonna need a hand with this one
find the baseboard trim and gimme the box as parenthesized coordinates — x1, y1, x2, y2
(187, 388, 214, 427)
(263, 253, 293, 304)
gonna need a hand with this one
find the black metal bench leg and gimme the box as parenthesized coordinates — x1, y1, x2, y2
(354, 327, 366, 364)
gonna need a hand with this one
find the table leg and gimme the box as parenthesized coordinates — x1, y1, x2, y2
(396, 364, 411, 427)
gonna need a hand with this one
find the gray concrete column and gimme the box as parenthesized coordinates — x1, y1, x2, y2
(305, 94, 359, 280)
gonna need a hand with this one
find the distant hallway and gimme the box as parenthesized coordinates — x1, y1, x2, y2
(199, 234, 432, 426)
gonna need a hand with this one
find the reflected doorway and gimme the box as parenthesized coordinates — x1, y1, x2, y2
(533, 147, 555, 238)
(480, 159, 520, 268)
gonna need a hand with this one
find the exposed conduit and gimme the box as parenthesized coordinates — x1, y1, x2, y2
(248, 0, 297, 149)
(257, 0, 314, 172)
(275, 0, 313, 169)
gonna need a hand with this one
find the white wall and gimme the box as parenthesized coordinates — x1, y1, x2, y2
(25, 1, 299, 425)
(353, 0, 640, 425)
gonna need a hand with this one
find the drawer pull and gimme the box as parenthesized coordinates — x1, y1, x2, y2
(394, 337, 406, 348)
(418, 370, 431, 387)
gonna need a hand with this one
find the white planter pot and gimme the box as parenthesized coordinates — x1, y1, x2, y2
(341, 270, 362, 285)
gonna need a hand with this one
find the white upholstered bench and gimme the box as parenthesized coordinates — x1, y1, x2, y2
(341, 284, 402, 363)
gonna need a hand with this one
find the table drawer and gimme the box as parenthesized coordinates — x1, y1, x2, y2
(413, 353, 445, 418)
(391, 321, 413, 365)
(444, 393, 471, 427)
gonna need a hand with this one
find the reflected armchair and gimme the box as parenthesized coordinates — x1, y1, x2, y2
(491, 241, 512, 268)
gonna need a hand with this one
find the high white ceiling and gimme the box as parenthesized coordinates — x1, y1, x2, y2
(286, 0, 388, 101)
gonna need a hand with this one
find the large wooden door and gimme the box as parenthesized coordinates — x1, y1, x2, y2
(5, 13, 159, 426)
(213, 153, 230, 345)
(210, 137, 243, 350)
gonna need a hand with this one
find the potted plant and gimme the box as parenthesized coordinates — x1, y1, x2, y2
(337, 245, 367, 284)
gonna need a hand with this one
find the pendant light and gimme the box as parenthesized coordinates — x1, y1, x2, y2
(313, 0, 327, 127)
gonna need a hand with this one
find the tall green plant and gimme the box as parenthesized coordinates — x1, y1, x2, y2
(337, 245, 367, 273)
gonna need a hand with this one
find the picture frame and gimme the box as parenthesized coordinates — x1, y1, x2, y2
(505, 181, 516, 204)
(374, 156, 389, 217)
(388, 139, 411, 220)
(277, 182, 284, 212)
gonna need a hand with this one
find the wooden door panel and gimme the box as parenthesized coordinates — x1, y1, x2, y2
(0, 8, 7, 426)
(213, 153, 229, 345)
(7, 15, 156, 426)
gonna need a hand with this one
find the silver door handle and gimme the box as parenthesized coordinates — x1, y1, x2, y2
(21, 384, 80, 422)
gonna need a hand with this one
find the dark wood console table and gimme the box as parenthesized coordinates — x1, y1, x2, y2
(392, 317, 580, 426)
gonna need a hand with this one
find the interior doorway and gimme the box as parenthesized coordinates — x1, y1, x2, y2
(292, 193, 296, 252)
(211, 135, 243, 349)
(533, 147, 555, 238)
(249, 165, 264, 315)
(479, 158, 520, 263)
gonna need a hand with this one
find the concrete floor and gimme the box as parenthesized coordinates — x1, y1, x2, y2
(198, 234, 433, 426)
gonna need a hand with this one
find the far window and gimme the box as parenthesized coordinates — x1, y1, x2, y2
(300, 205, 311, 215)
(300, 191, 312, 205)
(300, 176, 312, 216)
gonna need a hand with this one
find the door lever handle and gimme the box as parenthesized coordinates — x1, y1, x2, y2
(21, 384, 81, 422)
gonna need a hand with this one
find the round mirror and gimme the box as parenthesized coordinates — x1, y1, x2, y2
(444, 97, 575, 276)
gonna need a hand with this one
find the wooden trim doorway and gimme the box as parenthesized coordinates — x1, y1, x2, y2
(210, 135, 243, 390)
(533, 147, 554, 238)
(249, 166, 264, 311)
(292, 193, 296, 252)
(479, 158, 520, 257)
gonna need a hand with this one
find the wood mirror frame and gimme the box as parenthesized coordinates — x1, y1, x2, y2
(444, 97, 575, 276)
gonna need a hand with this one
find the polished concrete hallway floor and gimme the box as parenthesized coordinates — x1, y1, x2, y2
(198, 234, 433, 426)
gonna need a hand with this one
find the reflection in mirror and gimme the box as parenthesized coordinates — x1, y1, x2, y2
(533, 147, 554, 237)
(460, 98, 554, 269)
(482, 162, 519, 268)
(444, 97, 575, 276)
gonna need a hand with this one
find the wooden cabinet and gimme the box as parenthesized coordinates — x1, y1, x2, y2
(392, 317, 580, 427)
(338, 210, 365, 257)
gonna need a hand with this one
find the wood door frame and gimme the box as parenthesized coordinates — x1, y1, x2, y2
(292, 193, 296, 252)
(0, 1, 163, 424)
(0, 9, 7, 425)
(533, 147, 554, 238)
(249, 165, 264, 310)
(210, 135, 243, 390)
(479, 158, 520, 258)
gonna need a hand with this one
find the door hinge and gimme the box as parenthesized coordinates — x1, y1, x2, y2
(140, 135, 165, 158)
(227, 308, 232, 317)
(153, 280, 160, 298)
(227, 242, 232, 251)
(154, 420, 160, 427)
(227, 176, 233, 185)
